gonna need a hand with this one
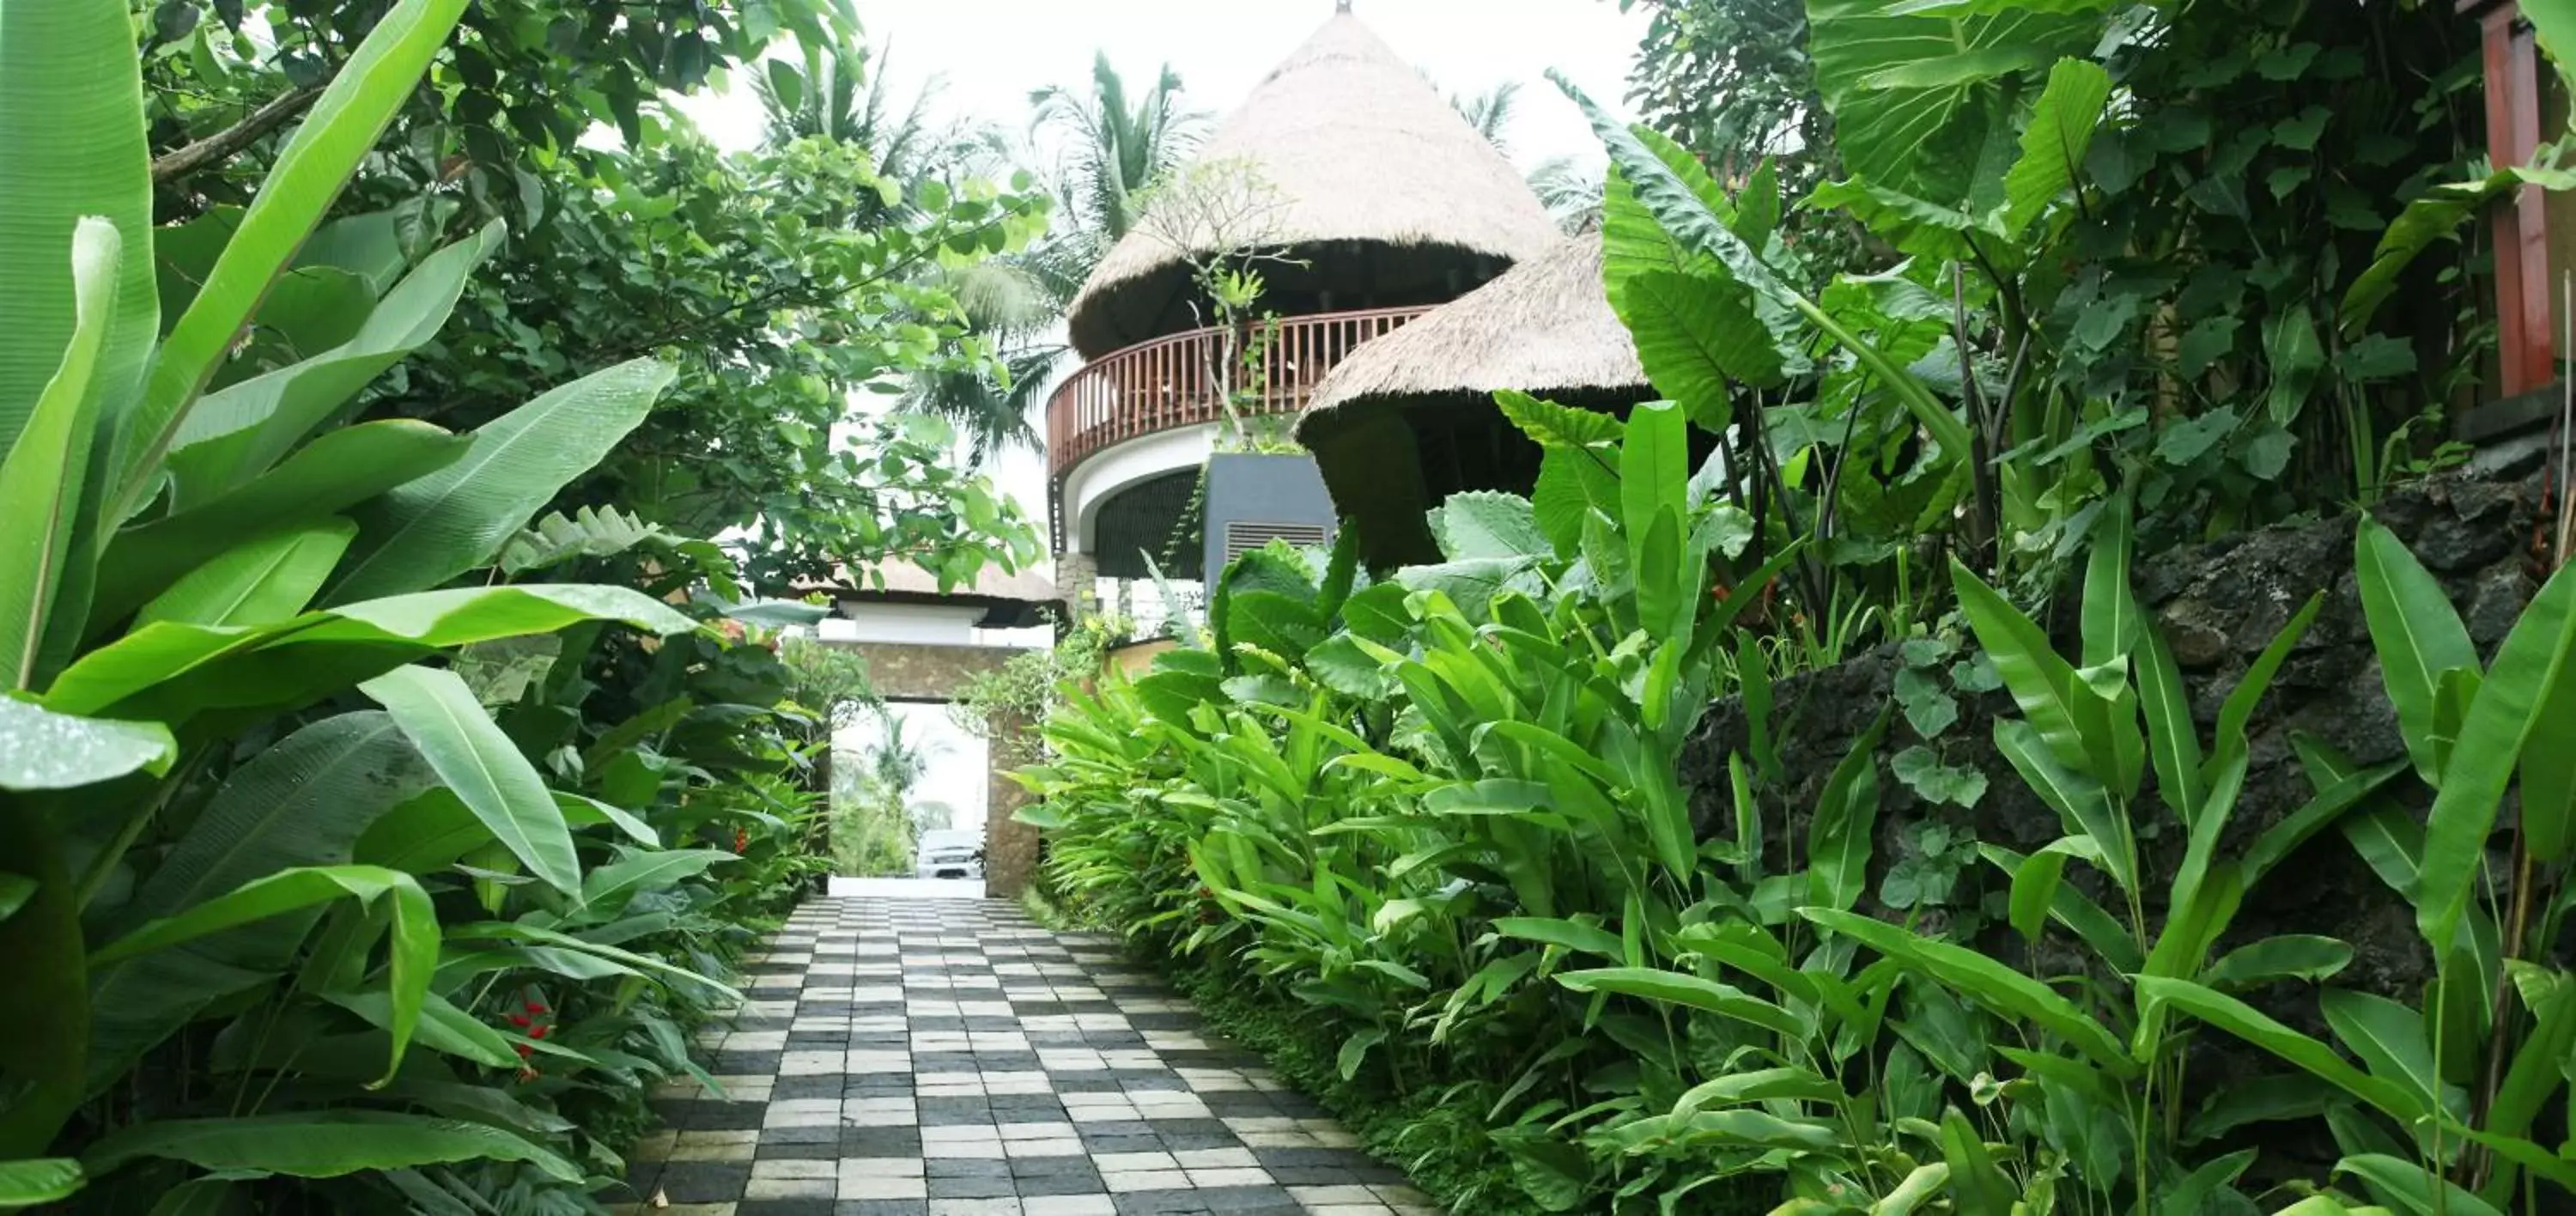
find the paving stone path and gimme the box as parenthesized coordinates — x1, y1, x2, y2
(621, 897, 1442, 1216)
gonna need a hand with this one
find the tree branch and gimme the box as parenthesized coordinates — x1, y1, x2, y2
(153, 83, 328, 186)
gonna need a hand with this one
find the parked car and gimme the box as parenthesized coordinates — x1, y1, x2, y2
(914, 829, 983, 880)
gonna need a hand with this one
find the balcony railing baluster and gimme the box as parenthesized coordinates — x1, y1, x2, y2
(1047, 305, 1430, 480)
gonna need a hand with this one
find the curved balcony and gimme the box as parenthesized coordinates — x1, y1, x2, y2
(1046, 305, 1431, 481)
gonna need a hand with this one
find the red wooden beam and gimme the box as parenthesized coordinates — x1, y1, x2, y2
(2464, 0, 2557, 396)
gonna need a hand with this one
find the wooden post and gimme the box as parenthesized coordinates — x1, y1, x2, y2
(2464, 0, 2557, 396)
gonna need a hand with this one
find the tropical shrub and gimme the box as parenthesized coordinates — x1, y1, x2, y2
(0, 3, 860, 1208)
(1014, 5, 2576, 1211)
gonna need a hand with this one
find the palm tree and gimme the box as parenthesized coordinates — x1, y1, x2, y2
(753, 40, 1000, 199)
(1031, 55, 1206, 247)
(868, 711, 937, 800)
(1449, 80, 1520, 155)
(898, 55, 1205, 460)
(1528, 155, 1605, 234)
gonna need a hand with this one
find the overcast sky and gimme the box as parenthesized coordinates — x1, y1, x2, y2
(697, 3, 1651, 839)
(683, 1, 1647, 173)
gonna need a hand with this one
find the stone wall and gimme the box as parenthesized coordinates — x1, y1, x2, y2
(1680, 468, 2546, 999)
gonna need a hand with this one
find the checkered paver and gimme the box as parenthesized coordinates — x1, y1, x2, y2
(619, 897, 1442, 1216)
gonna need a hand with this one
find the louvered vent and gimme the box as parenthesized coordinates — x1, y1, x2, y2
(1224, 520, 1330, 565)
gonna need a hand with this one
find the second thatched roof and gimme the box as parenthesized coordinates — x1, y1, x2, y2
(1064, 9, 1561, 358)
(1296, 232, 1645, 438)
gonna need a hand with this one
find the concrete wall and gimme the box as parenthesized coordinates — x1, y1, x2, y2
(827, 602, 987, 646)
(1201, 453, 1340, 578)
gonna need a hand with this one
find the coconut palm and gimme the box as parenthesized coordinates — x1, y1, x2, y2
(1449, 80, 1520, 155)
(898, 55, 1205, 460)
(1528, 155, 1605, 234)
(869, 711, 939, 800)
(1031, 54, 1207, 249)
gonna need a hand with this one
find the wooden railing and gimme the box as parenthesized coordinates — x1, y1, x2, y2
(1046, 305, 1431, 480)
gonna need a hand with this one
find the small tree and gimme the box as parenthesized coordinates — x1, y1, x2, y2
(1128, 157, 1303, 443)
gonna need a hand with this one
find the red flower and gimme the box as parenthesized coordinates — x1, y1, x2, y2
(525, 1000, 547, 1015)
(530, 1024, 550, 1041)
(510, 1014, 532, 1028)
(514, 1043, 533, 1058)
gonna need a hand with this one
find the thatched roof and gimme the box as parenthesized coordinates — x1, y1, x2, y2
(1063, 9, 1561, 358)
(1296, 233, 1645, 438)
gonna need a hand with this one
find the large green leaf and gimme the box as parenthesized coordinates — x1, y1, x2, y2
(1617, 271, 1784, 432)
(2519, 576, 2576, 861)
(91, 420, 470, 624)
(497, 504, 673, 575)
(1555, 969, 1805, 1038)
(0, 696, 173, 792)
(2353, 517, 2477, 787)
(0, 0, 157, 458)
(1807, 712, 1890, 915)
(1495, 388, 1624, 449)
(1995, 58, 2112, 237)
(1805, 0, 2098, 203)
(2201, 936, 2354, 990)
(2487, 963, 2576, 1168)
(2319, 988, 2441, 1113)
(89, 865, 434, 1087)
(2208, 592, 2324, 781)
(320, 988, 518, 1069)
(85, 713, 433, 1094)
(1599, 124, 1737, 291)
(1804, 179, 1981, 262)
(117, 0, 472, 526)
(2333, 1154, 2503, 1216)
(163, 224, 501, 507)
(1994, 718, 2136, 899)
(2340, 161, 2576, 331)
(2134, 976, 2428, 1124)
(1559, 74, 1973, 459)
(1428, 491, 1549, 562)
(1492, 916, 1626, 959)
(361, 665, 580, 892)
(1981, 838, 2141, 971)
(0, 220, 118, 690)
(328, 358, 677, 602)
(0, 1158, 82, 1207)
(1952, 560, 2089, 770)
(134, 519, 354, 629)
(122, 714, 433, 933)
(578, 848, 736, 915)
(1801, 908, 2134, 1074)
(46, 582, 695, 720)
(2415, 557, 2576, 954)
(82, 1110, 577, 1183)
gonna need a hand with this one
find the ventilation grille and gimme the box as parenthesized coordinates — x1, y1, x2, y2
(1224, 520, 1329, 565)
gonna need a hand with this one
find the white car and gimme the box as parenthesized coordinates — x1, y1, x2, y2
(914, 830, 983, 880)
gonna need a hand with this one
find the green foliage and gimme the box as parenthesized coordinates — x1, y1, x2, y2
(0, 5, 875, 1209)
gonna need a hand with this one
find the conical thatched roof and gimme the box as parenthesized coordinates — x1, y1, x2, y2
(1296, 233, 1645, 438)
(1064, 9, 1561, 358)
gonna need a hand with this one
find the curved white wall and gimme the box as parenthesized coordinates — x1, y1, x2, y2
(1059, 423, 1217, 556)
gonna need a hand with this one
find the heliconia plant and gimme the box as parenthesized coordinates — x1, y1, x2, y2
(2166, 518, 2576, 1211)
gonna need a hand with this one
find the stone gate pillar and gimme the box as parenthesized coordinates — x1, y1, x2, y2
(981, 708, 1042, 899)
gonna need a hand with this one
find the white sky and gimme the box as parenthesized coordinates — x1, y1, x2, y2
(674, 0, 1647, 530)
(706, 3, 1650, 838)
